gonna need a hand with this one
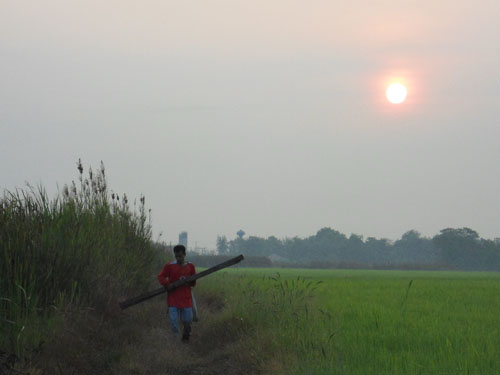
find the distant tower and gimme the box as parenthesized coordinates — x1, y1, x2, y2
(179, 231, 188, 248)
(236, 229, 245, 239)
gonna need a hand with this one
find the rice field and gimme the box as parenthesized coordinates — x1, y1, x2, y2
(199, 267, 500, 375)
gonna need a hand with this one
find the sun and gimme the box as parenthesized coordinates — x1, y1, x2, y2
(386, 83, 407, 104)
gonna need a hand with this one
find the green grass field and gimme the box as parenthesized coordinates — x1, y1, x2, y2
(199, 268, 500, 375)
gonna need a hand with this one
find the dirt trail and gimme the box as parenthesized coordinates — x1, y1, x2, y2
(114, 294, 258, 375)
(10, 289, 261, 375)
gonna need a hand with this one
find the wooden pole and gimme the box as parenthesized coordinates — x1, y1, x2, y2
(119, 254, 244, 310)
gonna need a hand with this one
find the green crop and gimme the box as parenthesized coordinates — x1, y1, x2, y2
(200, 268, 500, 374)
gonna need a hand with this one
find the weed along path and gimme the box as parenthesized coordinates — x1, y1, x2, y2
(33, 287, 260, 375)
(109, 255, 257, 375)
(114, 292, 258, 375)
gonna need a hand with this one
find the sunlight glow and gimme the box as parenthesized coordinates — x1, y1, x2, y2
(386, 83, 407, 104)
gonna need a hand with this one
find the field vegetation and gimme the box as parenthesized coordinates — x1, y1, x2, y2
(199, 267, 500, 374)
(0, 162, 264, 374)
(2, 162, 499, 374)
(0, 161, 157, 364)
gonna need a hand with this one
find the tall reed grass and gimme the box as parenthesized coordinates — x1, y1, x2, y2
(1, 160, 156, 358)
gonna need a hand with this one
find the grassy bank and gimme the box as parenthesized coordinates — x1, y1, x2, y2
(201, 267, 500, 374)
(0, 161, 156, 363)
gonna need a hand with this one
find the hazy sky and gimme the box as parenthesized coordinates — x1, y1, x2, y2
(1, 1, 499, 249)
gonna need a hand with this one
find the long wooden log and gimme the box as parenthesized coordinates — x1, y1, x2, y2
(119, 254, 244, 310)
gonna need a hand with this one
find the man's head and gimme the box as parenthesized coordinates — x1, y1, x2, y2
(173, 244, 186, 264)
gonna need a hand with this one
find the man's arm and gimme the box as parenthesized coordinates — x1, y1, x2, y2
(189, 263, 196, 287)
(157, 264, 169, 286)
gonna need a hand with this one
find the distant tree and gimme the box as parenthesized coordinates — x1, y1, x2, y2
(236, 229, 245, 239)
(243, 236, 268, 256)
(365, 237, 392, 264)
(394, 230, 438, 264)
(219, 226, 498, 270)
(478, 238, 500, 271)
(346, 233, 365, 261)
(282, 236, 304, 262)
(433, 228, 480, 269)
(216, 235, 229, 254)
(311, 227, 348, 261)
(228, 236, 244, 255)
(348, 233, 364, 244)
(400, 230, 422, 243)
(266, 236, 284, 257)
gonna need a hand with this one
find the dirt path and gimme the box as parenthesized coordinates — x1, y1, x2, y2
(113, 294, 258, 375)
(13, 289, 261, 375)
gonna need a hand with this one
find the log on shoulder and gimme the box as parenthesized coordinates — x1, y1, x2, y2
(119, 254, 244, 310)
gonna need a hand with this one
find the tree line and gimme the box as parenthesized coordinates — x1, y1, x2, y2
(215, 227, 500, 271)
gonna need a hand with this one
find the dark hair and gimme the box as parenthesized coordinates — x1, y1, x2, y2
(173, 244, 186, 254)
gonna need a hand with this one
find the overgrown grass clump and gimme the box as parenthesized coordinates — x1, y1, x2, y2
(198, 271, 329, 373)
(0, 160, 156, 358)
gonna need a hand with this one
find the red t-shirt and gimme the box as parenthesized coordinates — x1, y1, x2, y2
(157, 261, 196, 308)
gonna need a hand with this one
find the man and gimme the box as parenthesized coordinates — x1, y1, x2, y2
(157, 245, 196, 342)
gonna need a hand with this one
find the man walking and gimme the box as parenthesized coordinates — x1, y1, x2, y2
(157, 245, 196, 342)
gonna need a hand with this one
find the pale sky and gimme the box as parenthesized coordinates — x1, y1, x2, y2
(1, 1, 499, 249)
